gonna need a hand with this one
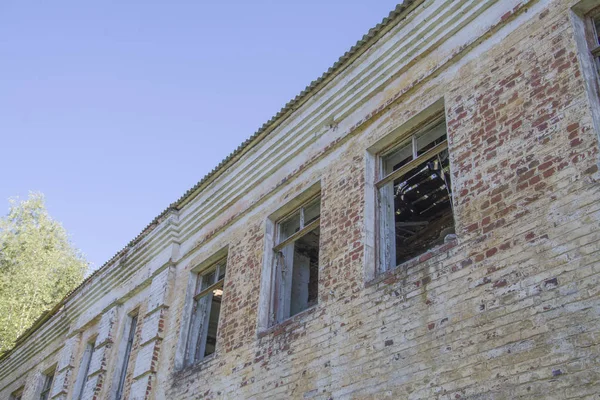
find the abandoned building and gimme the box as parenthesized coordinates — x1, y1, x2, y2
(3, 0, 600, 398)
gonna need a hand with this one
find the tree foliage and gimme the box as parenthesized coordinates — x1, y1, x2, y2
(0, 193, 87, 354)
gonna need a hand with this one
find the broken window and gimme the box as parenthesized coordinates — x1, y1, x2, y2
(39, 368, 55, 400)
(115, 313, 137, 400)
(185, 259, 226, 365)
(377, 118, 455, 270)
(270, 197, 320, 325)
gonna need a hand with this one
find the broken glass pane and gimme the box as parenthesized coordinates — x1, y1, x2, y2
(203, 288, 222, 358)
(289, 227, 320, 317)
(390, 149, 454, 265)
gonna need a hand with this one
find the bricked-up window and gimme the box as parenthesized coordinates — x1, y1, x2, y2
(115, 314, 138, 400)
(73, 340, 95, 400)
(184, 259, 226, 365)
(377, 118, 454, 270)
(9, 387, 23, 400)
(270, 196, 320, 324)
(39, 368, 55, 400)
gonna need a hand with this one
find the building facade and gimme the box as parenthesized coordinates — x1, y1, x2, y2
(2, 0, 600, 398)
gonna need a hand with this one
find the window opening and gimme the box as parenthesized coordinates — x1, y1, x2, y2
(377, 119, 454, 269)
(115, 314, 138, 400)
(271, 197, 320, 325)
(185, 259, 226, 365)
(39, 369, 55, 400)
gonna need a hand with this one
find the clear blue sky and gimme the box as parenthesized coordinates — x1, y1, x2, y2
(0, 1, 399, 270)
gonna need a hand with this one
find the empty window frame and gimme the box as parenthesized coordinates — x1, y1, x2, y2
(115, 314, 138, 400)
(377, 118, 454, 270)
(73, 340, 95, 400)
(39, 368, 55, 400)
(270, 196, 320, 325)
(184, 259, 226, 365)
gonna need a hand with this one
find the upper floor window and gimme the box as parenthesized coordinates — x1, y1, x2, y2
(270, 196, 320, 325)
(184, 258, 226, 366)
(377, 117, 454, 271)
(39, 368, 55, 400)
(73, 340, 95, 400)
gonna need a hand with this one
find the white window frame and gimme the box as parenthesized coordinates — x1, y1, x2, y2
(257, 182, 321, 332)
(175, 248, 229, 371)
(365, 100, 454, 279)
(376, 116, 452, 272)
(184, 259, 226, 365)
(272, 195, 320, 325)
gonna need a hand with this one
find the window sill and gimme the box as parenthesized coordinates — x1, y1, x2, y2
(366, 238, 458, 289)
(257, 304, 319, 339)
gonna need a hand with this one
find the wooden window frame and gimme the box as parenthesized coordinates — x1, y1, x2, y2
(184, 258, 227, 366)
(269, 195, 321, 326)
(376, 116, 453, 272)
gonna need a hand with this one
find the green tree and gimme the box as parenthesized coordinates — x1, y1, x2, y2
(0, 192, 87, 354)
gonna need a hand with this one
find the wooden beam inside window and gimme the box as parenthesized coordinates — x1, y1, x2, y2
(376, 141, 448, 189)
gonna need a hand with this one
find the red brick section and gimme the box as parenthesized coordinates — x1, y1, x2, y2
(218, 223, 264, 355)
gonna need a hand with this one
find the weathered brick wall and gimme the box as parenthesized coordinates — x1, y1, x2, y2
(162, 1, 600, 399)
(2, 1, 600, 399)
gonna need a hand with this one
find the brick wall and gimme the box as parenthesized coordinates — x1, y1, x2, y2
(2, 1, 600, 399)
(163, 1, 600, 399)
